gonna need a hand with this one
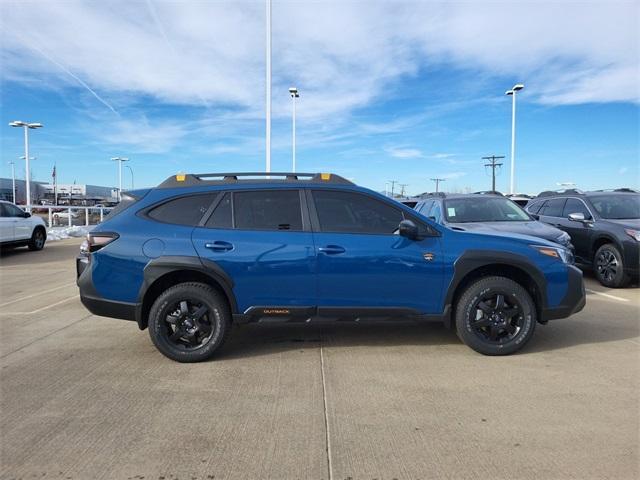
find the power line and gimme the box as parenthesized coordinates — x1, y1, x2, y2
(482, 155, 504, 192)
(430, 178, 446, 193)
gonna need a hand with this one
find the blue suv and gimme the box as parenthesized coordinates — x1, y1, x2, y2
(77, 172, 585, 362)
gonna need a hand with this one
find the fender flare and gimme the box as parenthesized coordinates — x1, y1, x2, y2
(443, 250, 548, 311)
(136, 255, 238, 327)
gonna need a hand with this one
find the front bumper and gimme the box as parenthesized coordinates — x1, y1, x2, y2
(76, 255, 137, 322)
(541, 265, 586, 321)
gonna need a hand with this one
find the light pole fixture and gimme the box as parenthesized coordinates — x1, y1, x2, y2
(8, 161, 16, 203)
(289, 87, 300, 172)
(265, 0, 272, 173)
(505, 84, 524, 194)
(111, 157, 129, 201)
(9, 121, 43, 210)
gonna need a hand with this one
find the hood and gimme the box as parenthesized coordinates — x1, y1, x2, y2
(447, 221, 569, 245)
(605, 219, 640, 229)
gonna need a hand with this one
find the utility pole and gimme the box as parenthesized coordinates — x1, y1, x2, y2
(482, 155, 504, 192)
(265, 0, 272, 173)
(388, 180, 398, 197)
(430, 178, 445, 193)
(398, 184, 408, 197)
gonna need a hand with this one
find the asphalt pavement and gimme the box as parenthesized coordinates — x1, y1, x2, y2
(1, 238, 638, 480)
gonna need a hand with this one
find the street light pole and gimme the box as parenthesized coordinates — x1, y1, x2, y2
(8, 161, 16, 203)
(111, 157, 129, 201)
(505, 84, 524, 194)
(289, 87, 300, 172)
(265, 0, 272, 173)
(125, 165, 134, 189)
(9, 121, 43, 210)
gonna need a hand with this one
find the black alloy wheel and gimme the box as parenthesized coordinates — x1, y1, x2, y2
(455, 276, 536, 355)
(148, 282, 231, 362)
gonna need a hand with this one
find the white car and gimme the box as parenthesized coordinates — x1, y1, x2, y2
(0, 200, 47, 250)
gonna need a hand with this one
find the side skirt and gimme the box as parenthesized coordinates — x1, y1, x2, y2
(232, 305, 451, 325)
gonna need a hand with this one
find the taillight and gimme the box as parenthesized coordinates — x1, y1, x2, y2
(80, 232, 119, 254)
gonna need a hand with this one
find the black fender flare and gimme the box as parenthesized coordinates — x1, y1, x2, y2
(136, 255, 238, 327)
(443, 250, 548, 312)
(589, 233, 623, 259)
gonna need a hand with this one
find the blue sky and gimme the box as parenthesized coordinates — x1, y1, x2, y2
(1, 0, 638, 196)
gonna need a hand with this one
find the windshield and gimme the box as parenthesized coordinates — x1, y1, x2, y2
(590, 194, 640, 220)
(444, 197, 531, 223)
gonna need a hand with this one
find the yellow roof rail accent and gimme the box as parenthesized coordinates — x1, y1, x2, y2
(320, 173, 331, 181)
(176, 174, 186, 182)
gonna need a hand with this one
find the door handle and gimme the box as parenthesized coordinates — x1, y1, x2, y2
(205, 241, 234, 252)
(318, 245, 346, 255)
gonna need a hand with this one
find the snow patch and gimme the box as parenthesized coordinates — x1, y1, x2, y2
(47, 225, 94, 241)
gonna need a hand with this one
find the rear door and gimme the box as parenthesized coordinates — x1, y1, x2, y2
(309, 189, 443, 315)
(192, 189, 317, 312)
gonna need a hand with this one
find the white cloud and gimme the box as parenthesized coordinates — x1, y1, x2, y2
(385, 146, 424, 159)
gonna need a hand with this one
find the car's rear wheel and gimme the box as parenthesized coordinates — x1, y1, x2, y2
(455, 276, 536, 355)
(148, 282, 231, 362)
(593, 244, 629, 288)
(28, 227, 46, 251)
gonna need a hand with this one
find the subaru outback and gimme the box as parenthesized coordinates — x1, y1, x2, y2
(76, 172, 585, 362)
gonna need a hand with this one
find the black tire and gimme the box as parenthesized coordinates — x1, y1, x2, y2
(455, 276, 537, 356)
(593, 244, 629, 288)
(148, 282, 231, 362)
(28, 227, 46, 251)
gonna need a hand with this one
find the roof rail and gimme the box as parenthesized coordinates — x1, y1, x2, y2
(157, 172, 354, 188)
(592, 188, 639, 193)
(418, 191, 446, 198)
(537, 188, 584, 197)
(473, 190, 504, 196)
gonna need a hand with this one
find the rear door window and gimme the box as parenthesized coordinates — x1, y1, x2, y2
(540, 198, 566, 217)
(205, 193, 232, 229)
(234, 190, 302, 231)
(148, 194, 217, 226)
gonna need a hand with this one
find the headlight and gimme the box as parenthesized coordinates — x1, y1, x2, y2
(531, 245, 573, 264)
(556, 231, 571, 245)
(625, 229, 640, 241)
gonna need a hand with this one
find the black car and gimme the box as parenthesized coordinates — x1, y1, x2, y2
(526, 189, 640, 288)
(414, 193, 574, 250)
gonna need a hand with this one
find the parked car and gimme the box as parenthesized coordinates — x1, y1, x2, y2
(506, 194, 534, 207)
(77, 172, 585, 362)
(526, 189, 640, 287)
(0, 200, 47, 250)
(414, 193, 573, 251)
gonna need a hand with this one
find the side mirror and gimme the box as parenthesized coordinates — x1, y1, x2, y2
(568, 212, 585, 222)
(398, 219, 419, 240)
(530, 213, 540, 220)
(23, 212, 31, 218)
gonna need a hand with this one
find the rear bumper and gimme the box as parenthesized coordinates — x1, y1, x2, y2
(77, 255, 137, 322)
(541, 265, 586, 321)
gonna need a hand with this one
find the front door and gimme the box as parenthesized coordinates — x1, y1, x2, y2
(309, 189, 444, 315)
(192, 189, 316, 312)
(559, 197, 594, 263)
(0, 204, 15, 242)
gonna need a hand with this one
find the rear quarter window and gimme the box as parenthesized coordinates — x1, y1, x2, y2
(147, 194, 217, 226)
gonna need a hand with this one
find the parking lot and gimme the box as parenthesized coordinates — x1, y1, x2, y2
(0, 238, 638, 480)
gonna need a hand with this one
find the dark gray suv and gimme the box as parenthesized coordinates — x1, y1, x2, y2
(526, 189, 639, 288)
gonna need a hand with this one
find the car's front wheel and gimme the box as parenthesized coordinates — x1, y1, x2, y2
(28, 227, 46, 251)
(455, 276, 536, 355)
(593, 243, 629, 288)
(148, 282, 231, 362)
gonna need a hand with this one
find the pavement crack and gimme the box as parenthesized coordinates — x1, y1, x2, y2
(320, 329, 334, 480)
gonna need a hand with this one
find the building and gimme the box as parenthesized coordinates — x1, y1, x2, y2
(0, 178, 117, 205)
